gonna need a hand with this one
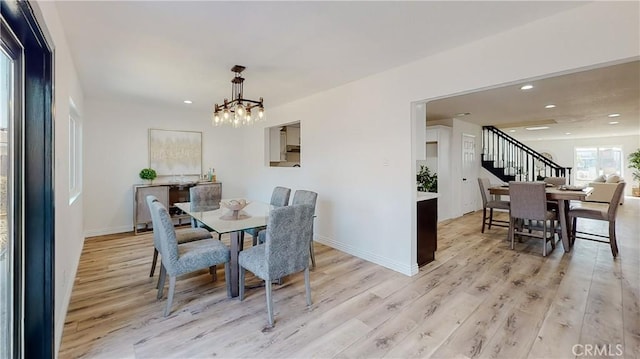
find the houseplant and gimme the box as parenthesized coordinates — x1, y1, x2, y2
(417, 165, 438, 193)
(628, 148, 640, 197)
(139, 168, 157, 184)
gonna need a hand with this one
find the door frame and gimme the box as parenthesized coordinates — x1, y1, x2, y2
(1, 1, 55, 357)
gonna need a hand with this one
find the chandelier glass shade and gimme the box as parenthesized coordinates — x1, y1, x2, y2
(212, 65, 265, 127)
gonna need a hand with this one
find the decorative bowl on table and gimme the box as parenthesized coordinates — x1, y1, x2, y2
(219, 199, 251, 220)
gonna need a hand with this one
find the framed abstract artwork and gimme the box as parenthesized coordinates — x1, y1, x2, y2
(148, 129, 202, 176)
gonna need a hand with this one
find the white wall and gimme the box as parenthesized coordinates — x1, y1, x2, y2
(83, 100, 248, 236)
(32, 1, 85, 354)
(523, 134, 640, 194)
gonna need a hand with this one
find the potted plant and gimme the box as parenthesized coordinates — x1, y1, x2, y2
(417, 165, 438, 193)
(628, 148, 640, 197)
(139, 168, 157, 184)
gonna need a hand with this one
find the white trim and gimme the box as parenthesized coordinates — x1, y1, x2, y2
(314, 235, 415, 276)
(83, 225, 133, 238)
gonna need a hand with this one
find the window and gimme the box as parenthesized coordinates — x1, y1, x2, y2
(0, 23, 19, 358)
(575, 146, 623, 184)
(1, 1, 55, 356)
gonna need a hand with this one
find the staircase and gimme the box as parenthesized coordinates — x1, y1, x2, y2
(482, 126, 572, 183)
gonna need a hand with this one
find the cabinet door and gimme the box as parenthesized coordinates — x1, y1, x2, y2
(269, 127, 282, 161)
(279, 132, 287, 161)
(286, 126, 300, 145)
(134, 185, 169, 230)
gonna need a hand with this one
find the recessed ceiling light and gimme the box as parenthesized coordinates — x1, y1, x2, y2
(545, 104, 556, 109)
(525, 126, 549, 131)
(565, 132, 571, 135)
(183, 100, 193, 104)
(455, 112, 471, 117)
(609, 121, 619, 125)
(520, 84, 534, 90)
(509, 129, 516, 133)
(608, 113, 620, 118)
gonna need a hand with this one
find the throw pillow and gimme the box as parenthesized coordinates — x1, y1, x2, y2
(592, 175, 606, 183)
(606, 174, 621, 183)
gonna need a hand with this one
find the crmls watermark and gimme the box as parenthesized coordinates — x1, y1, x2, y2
(572, 344, 623, 357)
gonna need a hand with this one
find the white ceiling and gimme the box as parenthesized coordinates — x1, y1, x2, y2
(426, 60, 640, 141)
(54, 1, 587, 114)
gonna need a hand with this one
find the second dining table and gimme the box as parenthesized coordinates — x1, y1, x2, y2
(174, 200, 272, 297)
(489, 185, 593, 253)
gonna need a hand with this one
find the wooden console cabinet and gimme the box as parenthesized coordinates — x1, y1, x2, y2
(133, 182, 221, 234)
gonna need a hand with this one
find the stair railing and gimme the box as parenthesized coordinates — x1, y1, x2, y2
(482, 126, 572, 183)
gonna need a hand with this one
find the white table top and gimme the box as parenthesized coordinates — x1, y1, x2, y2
(417, 191, 439, 202)
(174, 200, 273, 234)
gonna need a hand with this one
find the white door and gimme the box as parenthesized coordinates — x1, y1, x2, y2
(461, 134, 477, 214)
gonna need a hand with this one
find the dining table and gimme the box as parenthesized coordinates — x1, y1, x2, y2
(174, 200, 272, 297)
(489, 185, 593, 253)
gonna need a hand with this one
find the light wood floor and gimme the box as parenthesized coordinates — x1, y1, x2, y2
(60, 198, 640, 358)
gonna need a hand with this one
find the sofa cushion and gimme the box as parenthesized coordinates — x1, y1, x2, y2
(606, 174, 621, 183)
(592, 175, 606, 183)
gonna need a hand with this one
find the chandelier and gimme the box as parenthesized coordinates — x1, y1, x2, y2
(212, 65, 265, 127)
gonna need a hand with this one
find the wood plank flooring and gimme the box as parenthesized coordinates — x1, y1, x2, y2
(59, 198, 640, 358)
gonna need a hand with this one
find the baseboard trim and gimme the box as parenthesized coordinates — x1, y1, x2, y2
(314, 235, 415, 276)
(84, 225, 133, 238)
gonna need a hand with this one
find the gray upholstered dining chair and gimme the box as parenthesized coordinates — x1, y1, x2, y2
(149, 200, 231, 317)
(189, 184, 222, 240)
(477, 178, 510, 233)
(508, 181, 557, 256)
(146, 195, 213, 278)
(238, 204, 315, 327)
(242, 186, 291, 248)
(291, 190, 318, 269)
(568, 182, 625, 257)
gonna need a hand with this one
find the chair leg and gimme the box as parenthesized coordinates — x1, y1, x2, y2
(225, 262, 231, 298)
(266, 280, 274, 327)
(542, 221, 548, 257)
(304, 267, 312, 306)
(509, 217, 515, 250)
(150, 248, 158, 277)
(157, 264, 167, 298)
(164, 276, 176, 317)
(481, 208, 487, 233)
(488, 208, 494, 230)
(550, 219, 556, 250)
(239, 267, 245, 301)
(209, 265, 218, 282)
(309, 241, 316, 270)
(571, 217, 577, 246)
(609, 221, 619, 257)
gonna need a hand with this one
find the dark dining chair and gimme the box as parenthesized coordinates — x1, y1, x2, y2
(543, 176, 567, 211)
(477, 178, 510, 233)
(238, 204, 315, 327)
(568, 182, 625, 257)
(508, 181, 557, 256)
(149, 200, 231, 317)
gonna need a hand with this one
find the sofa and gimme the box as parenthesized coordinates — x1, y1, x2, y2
(585, 174, 625, 204)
